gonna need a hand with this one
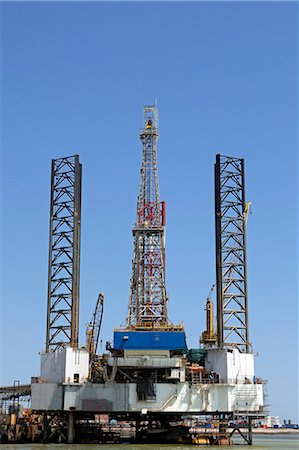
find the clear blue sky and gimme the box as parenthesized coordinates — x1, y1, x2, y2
(1, 1, 298, 422)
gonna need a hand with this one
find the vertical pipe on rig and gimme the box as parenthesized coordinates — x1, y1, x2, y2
(215, 154, 223, 348)
(72, 155, 82, 349)
(241, 158, 250, 352)
(161, 201, 166, 226)
(46, 160, 55, 353)
(161, 201, 166, 289)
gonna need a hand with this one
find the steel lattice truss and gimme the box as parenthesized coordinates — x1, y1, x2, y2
(127, 106, 168, 326)
(46, 155, 82, 351)
(215, 154, 249, 353)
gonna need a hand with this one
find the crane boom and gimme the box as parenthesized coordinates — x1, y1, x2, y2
(86, 293, 104, 355)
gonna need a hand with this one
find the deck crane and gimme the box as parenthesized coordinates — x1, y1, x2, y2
(200, 284, 217, 345)
(86, 293, 104, 356)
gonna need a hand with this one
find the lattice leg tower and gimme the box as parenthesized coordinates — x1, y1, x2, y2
(215, 154, 249, 353)
(46, 155, 82, 351)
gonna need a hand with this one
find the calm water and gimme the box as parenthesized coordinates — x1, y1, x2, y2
(1, 436, 298, 449)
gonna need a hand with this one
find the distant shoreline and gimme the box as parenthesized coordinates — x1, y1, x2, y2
(252, 428, 299, 435)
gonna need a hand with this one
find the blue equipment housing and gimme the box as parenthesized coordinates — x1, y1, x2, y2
(113, 330, 187, 351)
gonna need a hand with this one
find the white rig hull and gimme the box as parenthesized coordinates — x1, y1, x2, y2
(32, 346, 264, 414)
(32, 381, 263, 413)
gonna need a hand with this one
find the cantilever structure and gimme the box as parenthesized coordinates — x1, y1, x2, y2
(127, 106, 168, 327)
(214, 154, 249, 353)
(46, 155, 82, 352)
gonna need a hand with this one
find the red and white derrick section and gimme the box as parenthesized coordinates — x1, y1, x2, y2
(127, 106, 168, 327)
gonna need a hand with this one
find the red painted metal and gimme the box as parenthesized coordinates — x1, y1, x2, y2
(127, 106, 168, 326)
(161, 201, 166, 226)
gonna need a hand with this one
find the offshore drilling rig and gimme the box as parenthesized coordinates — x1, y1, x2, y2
(30, 106, 265, 445)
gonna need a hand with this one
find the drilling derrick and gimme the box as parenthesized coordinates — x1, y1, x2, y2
(127, 106, 168, 327)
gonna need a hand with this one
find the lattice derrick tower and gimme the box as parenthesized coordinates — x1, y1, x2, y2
(215, 154, 249, 353)
(127, 106, 168, 327)
(46, 155, 82, 352)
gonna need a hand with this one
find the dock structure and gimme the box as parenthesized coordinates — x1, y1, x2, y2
(1, 106, 266, 445)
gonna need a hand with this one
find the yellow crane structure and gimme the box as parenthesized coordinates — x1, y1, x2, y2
(244, 201, 252, 224)
(200, 296, 217, 345)
(86, 293, 104, 356)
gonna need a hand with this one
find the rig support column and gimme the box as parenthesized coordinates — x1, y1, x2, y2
(67, 409, 75, 444)
(248, 417, 253, 446)
(46, 155, 82, 352)
(214, 154, 250, 353)
(42, 413, 48, 443)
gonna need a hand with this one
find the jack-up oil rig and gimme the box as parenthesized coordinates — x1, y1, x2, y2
(4, 106, 266, 445)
